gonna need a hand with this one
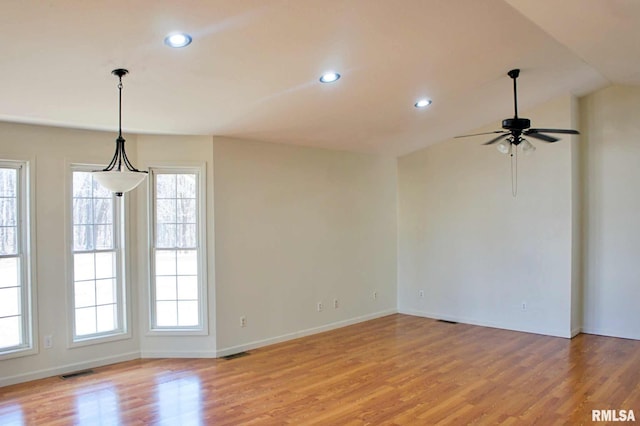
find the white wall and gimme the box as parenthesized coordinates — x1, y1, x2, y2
(212, 138, 398, 355)
(397, 95, 579, 337)
(581, 85, 640, 340)
(0, 122, 141, 386)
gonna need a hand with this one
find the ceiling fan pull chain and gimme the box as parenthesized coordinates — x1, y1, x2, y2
(511, 145, 518, 197)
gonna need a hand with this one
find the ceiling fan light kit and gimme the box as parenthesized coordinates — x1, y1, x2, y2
(497, 139, 511, 155)
(521, 139, 536, 155)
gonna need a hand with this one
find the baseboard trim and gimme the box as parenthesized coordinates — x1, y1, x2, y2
(216, 309, 397, 358)
(140, 349, 217, 358)
(399, 308, 572, 339)
(0, 351, 140, 388)
(581, 326, 640, 341)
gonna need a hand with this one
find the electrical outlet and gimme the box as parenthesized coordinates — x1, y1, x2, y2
(317, 302, 323, 312)
(373, 291, 378, 300)
(419, 290, 425, 298)
(240, 316, 247, 327)
(521, 302, 527, 311)
(333, 299, 339, 309)
(43, 335, 53, 349)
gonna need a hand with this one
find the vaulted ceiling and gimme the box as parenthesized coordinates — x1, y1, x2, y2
(1, 0, 638, 156)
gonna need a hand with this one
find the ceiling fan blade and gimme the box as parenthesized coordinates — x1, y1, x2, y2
(528, 128, 580, 135)
(525, 132, 558, 143)
(454, 130, 506, 139)
(483, 133, 509, 145)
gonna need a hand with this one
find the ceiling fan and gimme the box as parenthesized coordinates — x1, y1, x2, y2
(455, 68, 579, 154)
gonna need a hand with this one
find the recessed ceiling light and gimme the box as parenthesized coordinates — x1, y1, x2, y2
(319, 72, 341, 83)
(164, 32, 192, 48)
(414, 99, 432, 108)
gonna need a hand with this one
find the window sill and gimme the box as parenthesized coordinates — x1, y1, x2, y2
(0, 345, 38, 361)
(146, 327, 208, 337)
(70, 331, 132, 348)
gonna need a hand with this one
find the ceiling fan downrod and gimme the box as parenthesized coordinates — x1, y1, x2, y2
(508, 68, 520, 118)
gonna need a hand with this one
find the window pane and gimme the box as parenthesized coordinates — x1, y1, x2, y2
(156, 175, 176, 198)
(93, 198, 113, 225)
(177, 276, 198, 300)
(176, 224, 196, 248)
(73, 170, 125, 337)
(95, 252, 115, 279)
(73, 172, 92, 198)
(0, 164, 29, 353)
(177, 250, 197, 275)
(152, 170, 203, 330)
(0, 316, 20, 348)
(177, 199, 196, 224)
(0, 257, 18, 288)
(0, 226, 17, 255)
(75, 307, 97, 336)
(0, 287, 20, 317)
(0, 198, 16, 226)
(156, 301, 177, 326)
(92, 177, 112, 198)
(177, 301, 198, 326)
(73, 198, 93, 225)
(72, 169, 123, 341)
(177, 174, 196, 198)
(156, 224, 176, 248)
(96, 304, 116, 332)
(156, 251, 177, 275)
(0, 169, 17, 197)
(74, 253, 96, 282)
(156, 199, 176, 224)
(75, 280, 96, 308)
(156, 276, 177, 300)
(94, 225, 114, 250)
(96, 279, 115, 305)
(74, 225, 95, 251)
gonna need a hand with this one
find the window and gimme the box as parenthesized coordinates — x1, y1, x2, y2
(0, 161, 33, 357)
(150, 167, 206, 331)
(71, 168, 127, 342)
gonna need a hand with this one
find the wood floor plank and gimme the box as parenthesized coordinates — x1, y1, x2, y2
(1, 314, 639, 424)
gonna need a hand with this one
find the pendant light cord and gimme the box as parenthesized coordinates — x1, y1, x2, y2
(118, 77, 123, 139)
(100, 69, 146, 175)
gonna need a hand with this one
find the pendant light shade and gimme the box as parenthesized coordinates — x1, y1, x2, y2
(93, 69, 147, 196)
(93, 170, 147, 194)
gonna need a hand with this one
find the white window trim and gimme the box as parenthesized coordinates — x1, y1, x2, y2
(67, 164, 131, 347)
(147, 164, 208, 335)
(0, 159, 37, 361)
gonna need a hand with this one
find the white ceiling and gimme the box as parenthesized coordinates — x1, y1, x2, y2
(1, 0, 638, 156)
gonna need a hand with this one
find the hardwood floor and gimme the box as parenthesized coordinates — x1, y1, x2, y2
(1, 314, 639, 425)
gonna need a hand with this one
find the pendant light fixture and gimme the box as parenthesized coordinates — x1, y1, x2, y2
(93, 68, 147, 196)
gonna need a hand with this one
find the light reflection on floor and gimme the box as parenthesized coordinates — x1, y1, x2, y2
(0, 403, 24, 426)
(75, 382, 121, 425)
(156, 374, 203, 426)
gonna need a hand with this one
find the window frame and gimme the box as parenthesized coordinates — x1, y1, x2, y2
(148, 165, 208, 334)
(0, 159, 36, 360)
(67, 164, 131, 347)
